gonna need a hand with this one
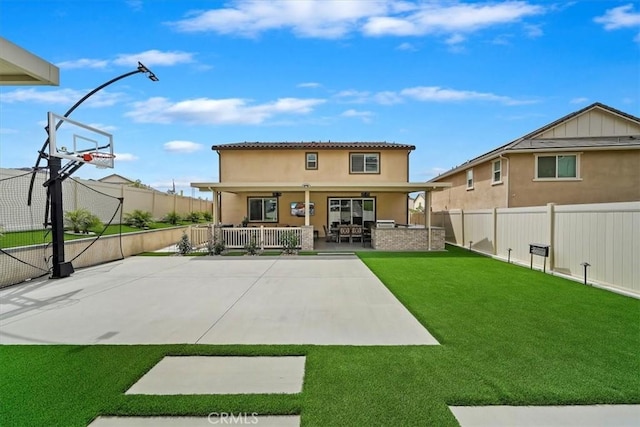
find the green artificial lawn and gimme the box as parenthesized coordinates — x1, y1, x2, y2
(1, 246, 638, 426)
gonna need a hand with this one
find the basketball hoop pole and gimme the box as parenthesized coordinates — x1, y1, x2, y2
(44, 62, 158, 279)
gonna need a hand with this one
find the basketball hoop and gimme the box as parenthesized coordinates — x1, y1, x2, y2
(81, 152, 115, 169)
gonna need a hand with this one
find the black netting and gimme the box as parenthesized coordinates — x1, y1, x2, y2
(0, 170, 123, 288)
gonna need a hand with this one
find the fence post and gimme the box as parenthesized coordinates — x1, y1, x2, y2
(492, 207, 497, 255)
(547, 203, 555, 272)
(260, 225, 264, 250)
(460, 209, 465, 247)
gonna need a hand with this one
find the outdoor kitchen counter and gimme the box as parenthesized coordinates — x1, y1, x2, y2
(371, 226, 445, 251)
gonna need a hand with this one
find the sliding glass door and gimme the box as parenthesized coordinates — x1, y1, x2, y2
(328, 198, 375, 226)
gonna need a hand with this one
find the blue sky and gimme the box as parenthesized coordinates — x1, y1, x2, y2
(1, 0, 638, 198)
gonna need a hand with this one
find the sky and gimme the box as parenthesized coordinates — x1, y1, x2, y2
(1, 0, 639, 199)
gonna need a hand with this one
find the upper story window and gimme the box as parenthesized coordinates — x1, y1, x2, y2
(350, 153, 379, 174)
(306, 152, 318, 170)
(536, 154, 578, 179)
(492, 159, 502, 184)
(466, 169, 474, 190)
(248, 197, 278, 222)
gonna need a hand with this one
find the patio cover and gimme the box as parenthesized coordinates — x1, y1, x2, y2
(0, 37, 59, 85)
(190, 181, 451, 227)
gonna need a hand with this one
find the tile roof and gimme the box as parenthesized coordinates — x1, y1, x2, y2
(211, 141, 415, 150)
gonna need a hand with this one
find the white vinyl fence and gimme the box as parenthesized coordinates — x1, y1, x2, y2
(432, 202, 640, 295)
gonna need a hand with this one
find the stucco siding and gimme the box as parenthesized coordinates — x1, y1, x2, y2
(508, 150, 640, 207)
(219, 149, 408, 182)
(430, 160, 507, 211)
(220, 191, 407, 232)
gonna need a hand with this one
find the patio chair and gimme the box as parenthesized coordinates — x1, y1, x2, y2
(323, 225, 337, 242)
(350, 224, 362, 243)
(337, 225, 351, 243)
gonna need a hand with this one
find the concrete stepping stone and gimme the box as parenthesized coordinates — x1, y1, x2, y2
(126, 356, 306, 395)
(89, 415, 300, 426)
(450, 405, 640, 427)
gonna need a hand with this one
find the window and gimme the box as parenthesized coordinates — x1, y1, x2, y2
(350, 153, 379, 174)
(248, 197, 278, 222)
(306, 152, 318, 170)
(466, 169, 474, 190)
(328, 198, 375, 226)
(492, 160, 502, 184)
(536, 154, 578, 179)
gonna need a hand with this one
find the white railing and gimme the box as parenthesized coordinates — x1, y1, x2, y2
(220, 226, 302, 249)
(190, 225, 212, 247)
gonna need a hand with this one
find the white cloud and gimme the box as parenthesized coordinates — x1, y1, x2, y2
(163, 141, 204, 153)
(126, 96, 326, 125)
(169, 0, 545, 41)
(57, 59, 109, 69)
(341, 109, 374, 123)
(113, 50, 195, 67)
(364, 1, 544, 36)
(298, 82, 321, 88)
(54, 50, 196, 72)
(524, 23, 543, 37)
(0, 88, 124, 108)
(113, 152, 138, 161)
(570, 97, 589, 104)
(397, 42, 417, 51)
(594, 4, 640, 30)
(401, 86, 529, 105)
(445, 34, 466, 45)
(169, 0, 389, 38)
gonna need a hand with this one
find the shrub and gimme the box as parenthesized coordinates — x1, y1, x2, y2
(176, 232, 192, 255)
(185, 212, 202, 223)
(124, 210, 153, 228)
(201, 211, 213, 222)
(244, 237, 260, 255)
(164, 211, 181, 225)
(206, 236, 225, 255)
(64, 209, 102, 234)
(280, 230, 299, 255)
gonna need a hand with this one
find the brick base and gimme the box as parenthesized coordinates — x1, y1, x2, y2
(371, 227, 445, 251)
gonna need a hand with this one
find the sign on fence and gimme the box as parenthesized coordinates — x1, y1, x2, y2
(529, 243, 550, 272)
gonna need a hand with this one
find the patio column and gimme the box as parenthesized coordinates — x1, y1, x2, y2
(304, 189, 310, 226)
(210, 188, 219, 224)
(426, 190, 432, 251)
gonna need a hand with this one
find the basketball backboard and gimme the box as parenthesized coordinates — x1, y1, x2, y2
(48, 112, 114, 168)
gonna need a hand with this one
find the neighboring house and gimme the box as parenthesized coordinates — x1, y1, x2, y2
(429, 102, 640, 210)
(98, 174, 135, 185)
(410, 193, 426, 212)
(191, 142, 449, 234)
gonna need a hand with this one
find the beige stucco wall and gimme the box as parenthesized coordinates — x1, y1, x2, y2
(508, 150, 640, 207)
(217, 148, 410, 229)
(431, 149, 640, 210)
(430, 159, 507, 211)
(219, 148, 409, 182)
(220, 191, 407, 234)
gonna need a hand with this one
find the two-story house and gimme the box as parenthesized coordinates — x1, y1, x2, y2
(429, 102, 640, 211)
(191, 142, 450, 249)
